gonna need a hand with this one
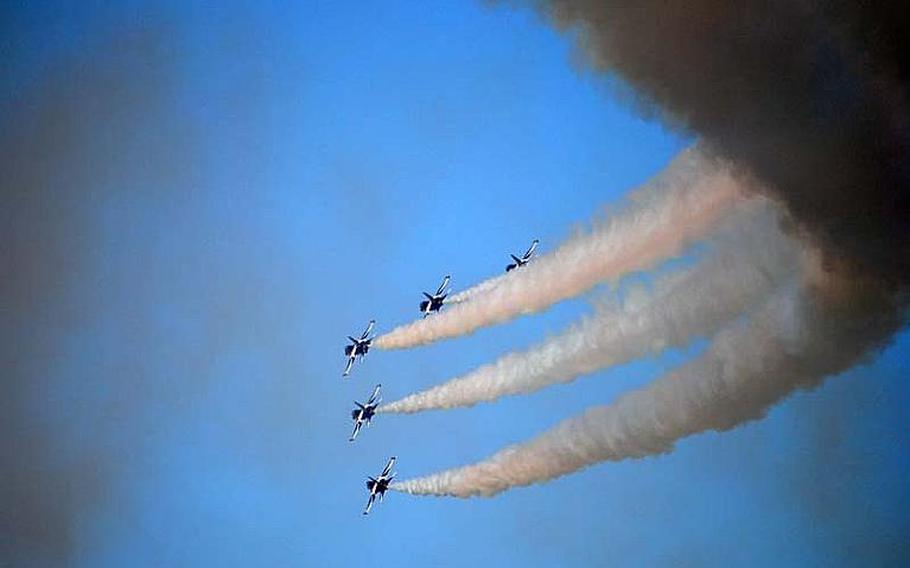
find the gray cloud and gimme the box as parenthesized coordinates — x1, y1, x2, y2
(531, 0, 909, 283)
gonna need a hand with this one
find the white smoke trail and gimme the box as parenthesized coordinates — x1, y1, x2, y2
(446, 274, 507, 305)
(376, 148, 756, 350)
(380, 205, 801, 414)
(392, 257, 895, 497)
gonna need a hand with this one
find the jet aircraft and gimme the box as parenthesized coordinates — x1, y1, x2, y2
(505, 239, 539, 272)
(419, 275, 450, 318)
(343, 320, 375, 377)
(363, 457, 396, 515)
(349, 384, 381, 442)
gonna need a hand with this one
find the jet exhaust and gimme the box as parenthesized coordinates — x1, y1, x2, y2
(376, 147, 758, 350)
(380, 203, 802, 414)
(391, 258, 904, 497)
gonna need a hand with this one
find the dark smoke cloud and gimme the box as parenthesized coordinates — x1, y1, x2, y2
(530, 0, 909, 284)
(504, 0, 910, 557)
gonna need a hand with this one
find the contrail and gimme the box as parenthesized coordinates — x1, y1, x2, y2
(391, 258, 903, 497)
(376, 147, 757, 350)
(380, 204, 800, 414)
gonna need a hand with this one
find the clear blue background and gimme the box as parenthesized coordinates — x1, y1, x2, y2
(3, 1, 908, 566)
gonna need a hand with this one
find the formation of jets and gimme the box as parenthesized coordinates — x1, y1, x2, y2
(342, 239, 538, 515)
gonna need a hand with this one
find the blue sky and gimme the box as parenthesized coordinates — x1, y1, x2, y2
(3, 1, 908, 566)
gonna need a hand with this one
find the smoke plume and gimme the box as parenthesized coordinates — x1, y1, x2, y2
(388, 0, 910, 502)
(376, 147, 758, 349)
(535, 0, 909, 282)
(381, 204, 801, 414)
(446, 273, 507, 305)
(392, 258, 904, 497)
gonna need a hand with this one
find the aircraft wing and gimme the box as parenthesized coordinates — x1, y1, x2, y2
(363, 494, 375, 515)
(381, 457, 396, 477)
(343, 356, 355, 377)
(524, 239, 539, 259)
(350, 420, 362, 442)
(435, 275, 450, 296)
(361, 320, 375, 340)
(368, 384, 381, 404)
